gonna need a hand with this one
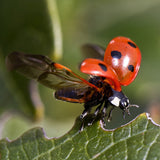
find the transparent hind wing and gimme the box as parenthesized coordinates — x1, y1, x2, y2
(81, 44, 105, 60)
(6, 52, 98, 91)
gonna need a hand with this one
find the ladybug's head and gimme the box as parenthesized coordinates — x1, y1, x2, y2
(119, 97, 130, 110)
(108, 89, 139, 113)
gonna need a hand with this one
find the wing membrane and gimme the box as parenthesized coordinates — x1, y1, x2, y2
(6, 52, 53, 79)
(6, 52, 97, 90)
(81, 44, 105, 60)
(37, 70, 87, 90)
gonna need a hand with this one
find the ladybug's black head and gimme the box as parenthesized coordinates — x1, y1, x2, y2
(119, 97, 130, 110)
(108, 89, 139, 113)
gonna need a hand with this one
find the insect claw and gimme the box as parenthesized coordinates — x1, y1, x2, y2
(107, 114, 112, 122)
(125, 108, 131, 115)
(128, 110, 131, 115)
(107, 116, 112, 122)
(107, 107, 114, 122)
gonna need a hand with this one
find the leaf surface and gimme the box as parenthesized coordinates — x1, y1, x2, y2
(0, 113, 160, 160)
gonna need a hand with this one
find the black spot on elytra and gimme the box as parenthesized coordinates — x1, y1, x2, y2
(98, 63, 107, 71)
(128, 65, 134, 72)
(128, 41, 137, 48)
(111, 51, 122, 59)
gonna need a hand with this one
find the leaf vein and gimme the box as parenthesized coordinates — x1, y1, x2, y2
(64, 147, 74, 160)
(136, 129, 145, 158)
(20, 137, 30, 159)
(124, 139, 128, 160)
(4, 140, 9, 160)
(84, 131, 91, 159)
(91, 129, 157, 159)
(143, 132, 160, 160)
(33, 131, 79, 159)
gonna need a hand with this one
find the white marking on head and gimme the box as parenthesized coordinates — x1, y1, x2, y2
(111, 97, 121, 107)
(123, 101, 127, 107)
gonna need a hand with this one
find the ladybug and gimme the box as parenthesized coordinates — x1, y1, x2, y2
(6, 36, 141, 131)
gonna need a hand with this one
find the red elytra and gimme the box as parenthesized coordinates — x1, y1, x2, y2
(81, 36, 141, 92)
(104, 36, 141, 86)
(80, 58, 121, 92)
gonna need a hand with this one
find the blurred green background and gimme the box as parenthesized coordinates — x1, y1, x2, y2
(1, 0, 160, 140)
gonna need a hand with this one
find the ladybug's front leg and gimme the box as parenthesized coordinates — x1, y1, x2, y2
(101, 100, 111, 126)
(107, 106, 114, 122)
(79, 105, 91, 132)
(80, 107, 91, 120)
(87, 101, 104, 126)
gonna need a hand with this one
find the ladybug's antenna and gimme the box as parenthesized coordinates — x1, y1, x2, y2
(123, 104, 139, 118)
(126, 104, 139, 113)
(129, 104, 139, 108)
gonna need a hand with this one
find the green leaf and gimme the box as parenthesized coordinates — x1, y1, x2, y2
(0, 113, 160, 160)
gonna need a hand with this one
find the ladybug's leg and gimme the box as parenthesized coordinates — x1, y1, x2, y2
(107, 106, 114, 122)
(80, 107, 91, 120)
(122, 111, 126, 119)
(79, 105, 92, 132)
(101, 101, 110, 126)
(94, 101, 104, 116)
(88, 101, 104, 126)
